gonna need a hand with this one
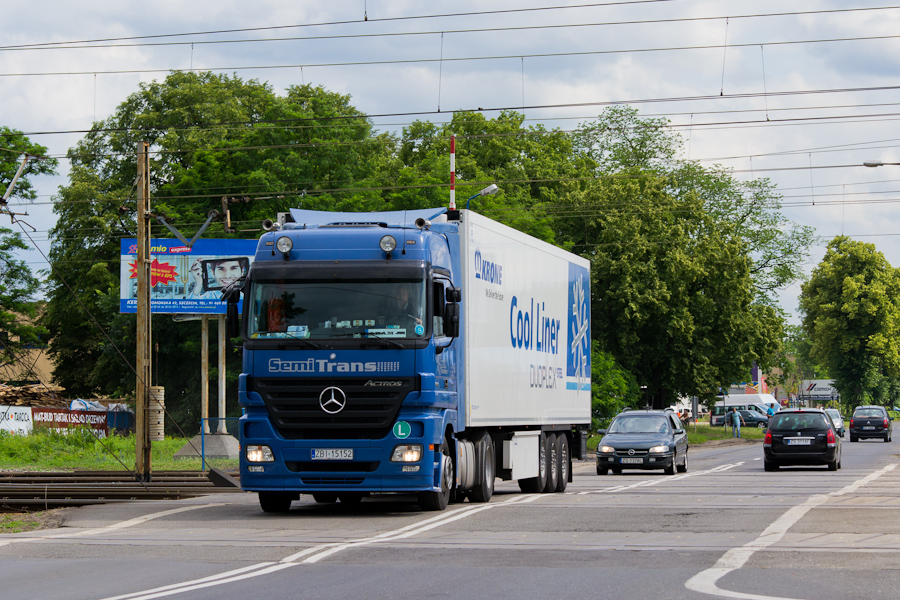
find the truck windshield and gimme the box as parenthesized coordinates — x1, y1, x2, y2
(246, 277, 428, 340)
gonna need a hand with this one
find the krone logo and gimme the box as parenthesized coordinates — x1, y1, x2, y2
(319, 387, 347, 414)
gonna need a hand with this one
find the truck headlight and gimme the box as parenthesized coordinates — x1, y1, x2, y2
(598, 446, 615, 453)
(246, 445, 275, 462)
(276, 236, 293, 254)
(391, 444, 422, 462)
(649, 445, 670, 454)
(379, 235, 397, 253)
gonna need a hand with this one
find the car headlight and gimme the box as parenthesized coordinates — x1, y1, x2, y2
(391, 444, 422, 462)
(598, 446, 616, 454)
(246, 445, 275, 462)
(649, 445, 670, 453)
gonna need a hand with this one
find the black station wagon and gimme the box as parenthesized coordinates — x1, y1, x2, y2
(763, 408, 841, 471)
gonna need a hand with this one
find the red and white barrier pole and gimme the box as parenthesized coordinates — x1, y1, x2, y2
(449, 135, 456, 210)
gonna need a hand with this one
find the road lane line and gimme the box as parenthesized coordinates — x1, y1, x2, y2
(578, 462, 744, 494)
(0, 502, 226, 547)
(684, 463, 898, 600)
(97, 494, 541, 599)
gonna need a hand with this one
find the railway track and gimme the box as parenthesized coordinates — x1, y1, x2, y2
(0, 469, 243, 511)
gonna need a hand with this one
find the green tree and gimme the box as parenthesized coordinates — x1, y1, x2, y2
(44, 73, 394, 432)
(590, 341, 640, 428)
(800, 236, 900, 407)
(559, 172, 781, 407)
(0, 227, 47, 380)
(573, 106, 814, 304)
(0, 129, 57, 382)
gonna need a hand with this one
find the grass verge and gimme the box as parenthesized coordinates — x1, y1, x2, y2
(0, 430, 238, 472)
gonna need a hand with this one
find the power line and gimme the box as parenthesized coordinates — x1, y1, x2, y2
(3, 6, 898, 52)
(6, 34, 900, 78)
(0, 1, 681, 50)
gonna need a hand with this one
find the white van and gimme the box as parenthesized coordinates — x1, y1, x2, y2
(711, 394, 779, 426)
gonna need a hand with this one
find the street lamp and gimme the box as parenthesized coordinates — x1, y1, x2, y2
(864, 161, 900, 167)
(467, 184, 499, 210)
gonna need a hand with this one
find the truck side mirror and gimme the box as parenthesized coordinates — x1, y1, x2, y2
(443, 302, 459, 337)
(222, 281, 242, 340)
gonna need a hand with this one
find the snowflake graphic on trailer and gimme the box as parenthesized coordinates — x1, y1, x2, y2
(566, 263, 591, 391)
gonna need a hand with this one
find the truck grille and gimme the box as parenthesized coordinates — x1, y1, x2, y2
(251, 377, 417, 440)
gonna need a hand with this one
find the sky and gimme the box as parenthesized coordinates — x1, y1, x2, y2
(3, 0, 900, 324)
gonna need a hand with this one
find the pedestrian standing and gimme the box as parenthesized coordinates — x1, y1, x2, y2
(730, 407, 745, 438)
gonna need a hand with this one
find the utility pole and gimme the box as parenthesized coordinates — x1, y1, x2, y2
(135, 141, 153, 481)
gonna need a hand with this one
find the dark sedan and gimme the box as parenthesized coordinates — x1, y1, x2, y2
(739, 409, 769, 428)
(849, 405, 892, 442)
(596, 410, 688, 475)
(763, 408, 841, 471)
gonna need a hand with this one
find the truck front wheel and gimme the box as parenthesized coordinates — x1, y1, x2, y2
(259, 491, 293, 513)
(418, 441, 452, 511)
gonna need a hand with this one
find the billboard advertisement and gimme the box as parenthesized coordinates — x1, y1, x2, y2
(120, 239, 258, 314)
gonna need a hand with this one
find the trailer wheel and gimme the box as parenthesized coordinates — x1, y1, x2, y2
(418, 441, 452, 511)
(555, 433, 570, 492)
(469, 432, 495, 503)
(518, 432, 549, 493)
(543, 433, 559, 493)
(258, 491, 293, 513)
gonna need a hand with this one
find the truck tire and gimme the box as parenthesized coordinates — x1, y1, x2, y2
(555, 433, 570, 492)
(518, 432, 549, 493)
(543, 433, 559, 493)
(469, 432, 495, 503)
(418, 441, 452, 511)
(259, 491, 293, 513)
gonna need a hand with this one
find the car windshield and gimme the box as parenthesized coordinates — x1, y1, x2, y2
(825, 409, 841, 419)
(854, 408, 883, 418)
(609, 415, 670, 434)
(246, 277, 428, 340)
(770, 413, 829, 431)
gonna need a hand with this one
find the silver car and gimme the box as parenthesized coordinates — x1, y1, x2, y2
(825, 408, 845, 438)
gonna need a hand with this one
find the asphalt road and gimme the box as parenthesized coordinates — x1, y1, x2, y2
(2, 435, 899, 600)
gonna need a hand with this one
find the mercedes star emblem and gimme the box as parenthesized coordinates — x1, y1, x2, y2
(319, 386, 347, 414)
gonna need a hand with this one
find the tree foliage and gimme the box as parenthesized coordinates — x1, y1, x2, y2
(41, 75, 808, 427)
(800, 236, 900, 407)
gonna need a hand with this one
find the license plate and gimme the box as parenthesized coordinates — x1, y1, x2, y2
(621, 457, 643, 464)
(863, 426, 875, 430)
(312, 448, 353, 460)
(786, 438, 812, 445)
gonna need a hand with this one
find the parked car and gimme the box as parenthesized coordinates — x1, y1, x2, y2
(849, 405, 892, 442)
(596, 410, 688, 475)
(738, 409, 769, 428)
(824, 408, 845, 438)
(710, 394, 778, 426)
(763, 408, 841, 471)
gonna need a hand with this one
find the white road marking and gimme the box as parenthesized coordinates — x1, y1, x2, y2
(97, 494, 543, 600)
(0, 503, 225, 547)
(684, 463, 898, 600)
(578, 462, 744, 494)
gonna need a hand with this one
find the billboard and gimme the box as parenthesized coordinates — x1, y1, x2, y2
(120, 239, 258, 314)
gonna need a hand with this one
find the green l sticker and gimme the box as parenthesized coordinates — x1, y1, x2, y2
(393, 421, 411, 439)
